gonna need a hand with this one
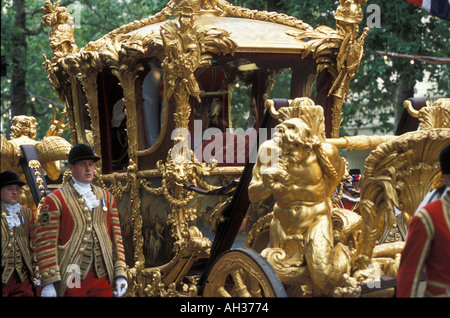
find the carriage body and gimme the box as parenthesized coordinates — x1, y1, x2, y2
(40, 0, 449, 297)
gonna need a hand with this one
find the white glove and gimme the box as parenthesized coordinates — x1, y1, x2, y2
(113, 277, 128, 297)
(41, 284, 57, 297)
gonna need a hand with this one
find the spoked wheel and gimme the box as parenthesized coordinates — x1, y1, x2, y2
(202, 248, 286, 297)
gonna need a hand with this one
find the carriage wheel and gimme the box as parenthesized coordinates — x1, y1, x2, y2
(202, 248, 286, 297)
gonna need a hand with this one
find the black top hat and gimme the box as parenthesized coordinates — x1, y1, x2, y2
(349, 168, 361, 181)
(68, 143, 101, 164)
(440, 144, 450, 175)
(0, 170, 26, 189)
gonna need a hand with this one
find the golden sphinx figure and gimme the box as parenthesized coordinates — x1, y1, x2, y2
(1, 111, 72, 212)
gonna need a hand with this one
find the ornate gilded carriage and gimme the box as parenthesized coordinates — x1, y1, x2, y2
(38, 0, 449, 297)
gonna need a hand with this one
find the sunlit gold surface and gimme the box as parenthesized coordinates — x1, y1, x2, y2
(41, 0, 78, 63)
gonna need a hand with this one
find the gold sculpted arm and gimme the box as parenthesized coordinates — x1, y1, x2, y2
(248, 138, 280, 203)
(318, 142, 345, 193)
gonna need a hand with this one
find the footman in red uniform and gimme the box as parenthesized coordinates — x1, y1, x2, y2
(397, 144, 450, 297)
(1, 170, 37, 297)
(36, 143, 128, 297)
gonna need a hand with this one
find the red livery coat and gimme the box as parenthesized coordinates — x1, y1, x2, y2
(397, 193, 450, 297)
(35, 180, 126, 296)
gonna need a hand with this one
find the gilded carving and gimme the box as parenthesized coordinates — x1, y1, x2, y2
(1, 113, 71, 212)
(287, 0, 369, 138)
(99, 33, 151, 165)
(245, 98, 449, 296)
(214, 0, 312, 31)
(353, 128, 450, 271)
(352, 99, 450, 273)
(41, 0, 78, 63)
(127, 161, 144, 265)
(28, 160, 46, 198)
(124, 146, 225, 296)
(156, 148, 215, 253)
(418, 98, 449, 130)
(249, 98, 363, 296)
(159, 8, 237, 129)
(38, 0, 449, 298)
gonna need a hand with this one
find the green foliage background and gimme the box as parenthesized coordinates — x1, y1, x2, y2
(1, 0, 449, 140)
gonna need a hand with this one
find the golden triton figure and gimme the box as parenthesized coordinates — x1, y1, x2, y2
(249, 99, 360, 296)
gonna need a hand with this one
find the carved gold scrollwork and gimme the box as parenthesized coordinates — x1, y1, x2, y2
(156, 149, 216, 253)
(128, 147, 223, 296)
(126, 161, 144, 265)
(353, 128, 450, 271)
(215, 0, 312, 31)
(46, 109, 69, 137)
(102, 173, 130, 201)
(127, 13, 239, 295)
(159, 9, 237, 130)
(418, 98, 450, 130)
(352, 99, 450, 273)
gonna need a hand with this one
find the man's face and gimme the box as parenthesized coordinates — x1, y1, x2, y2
(69, 159, 95, 184)
(1, 185, 22, 204)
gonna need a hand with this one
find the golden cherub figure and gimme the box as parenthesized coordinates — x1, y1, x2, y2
(1, 110, 72, 211)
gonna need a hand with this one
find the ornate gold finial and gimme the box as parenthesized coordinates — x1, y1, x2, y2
(46, 108, 69, 137)
(41, 0, 78, 62)
(285, 0, 368, 138)
(334, 0, 367, 24)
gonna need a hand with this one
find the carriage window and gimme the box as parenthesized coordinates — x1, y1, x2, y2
(140, 59, 163, 149)
(268, 69, 292, 99)
(97, 69, 128, 173)
(229, 78, 253, 130)
(192, 61, 261, 165)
